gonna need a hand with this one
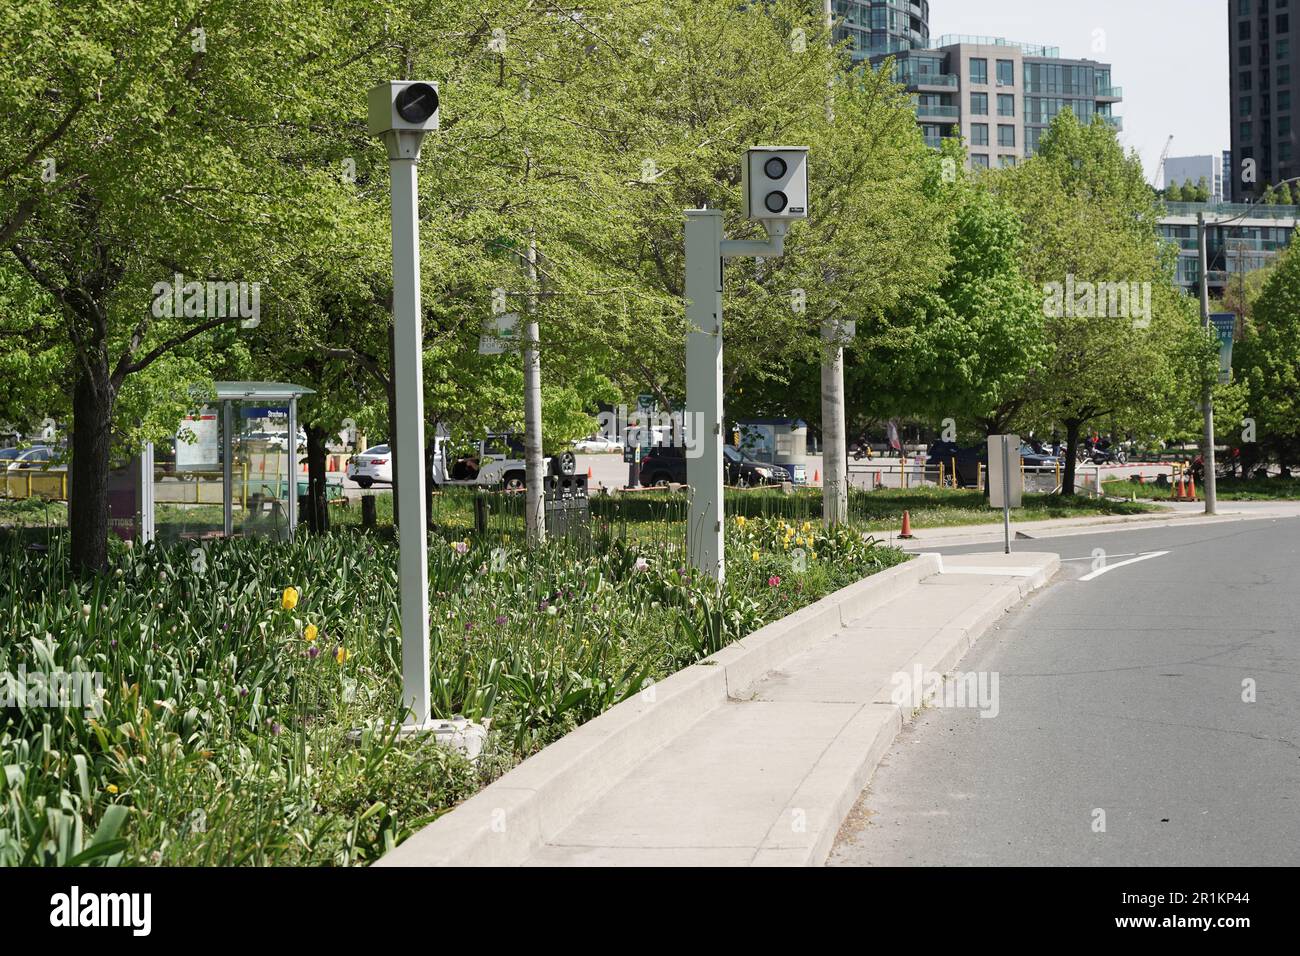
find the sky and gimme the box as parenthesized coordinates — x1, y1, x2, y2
(931, 0, 1228, 185)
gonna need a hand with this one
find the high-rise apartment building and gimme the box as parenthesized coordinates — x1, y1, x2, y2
(832, 1, 930, 62)
(1228, 0, 1298, 200)
(872, 36, 1122, 168)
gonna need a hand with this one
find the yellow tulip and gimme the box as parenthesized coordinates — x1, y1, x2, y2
(751, 551, 760, 562)
(335, 647, 350, 664)
(304, 623, 318, 642)
(281, 587, 299, 611)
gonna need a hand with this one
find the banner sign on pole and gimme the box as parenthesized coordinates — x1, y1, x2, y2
(479, 312, 519, 355)
(1210, 312, 1236, 384)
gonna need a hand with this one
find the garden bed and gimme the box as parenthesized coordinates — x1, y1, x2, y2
(0, 512, 905, 865)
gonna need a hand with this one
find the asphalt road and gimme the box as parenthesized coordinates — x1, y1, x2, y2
(830, 514, 1300, 866)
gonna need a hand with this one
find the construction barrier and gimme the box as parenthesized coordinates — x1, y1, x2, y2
(0, 469, 68, 501)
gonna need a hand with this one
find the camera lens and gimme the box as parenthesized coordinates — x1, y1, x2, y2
(764, 157, 788, 179)
(764, 191, 788, 214)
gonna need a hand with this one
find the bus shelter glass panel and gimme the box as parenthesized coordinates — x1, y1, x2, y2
(233, 400, 295, 539)
(153, 405, 225, 544)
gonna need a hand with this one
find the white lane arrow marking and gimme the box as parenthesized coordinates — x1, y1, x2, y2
(1078, 550, 1170, 582)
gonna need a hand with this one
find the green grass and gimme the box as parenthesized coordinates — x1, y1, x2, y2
(1104, 475, 1300, 502)
(0, 507, 905, 866)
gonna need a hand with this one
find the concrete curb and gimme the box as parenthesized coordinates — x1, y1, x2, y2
(750, 552, 1059, 866)
(897, 506, 1300, 550)
(375, 553, 943, 868)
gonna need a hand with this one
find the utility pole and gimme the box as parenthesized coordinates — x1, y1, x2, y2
(523, 230, 546, 546)
(820, 0, 848, 525)
(1197, 211, 1218, 515)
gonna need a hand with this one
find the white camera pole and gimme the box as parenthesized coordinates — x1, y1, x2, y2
(685, 149, 807, 584)
(685, 210, 726, 582)
(387, 143, 431, 727)
(370, 81, 440, 729)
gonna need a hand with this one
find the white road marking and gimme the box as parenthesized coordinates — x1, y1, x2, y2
(1078, 550, 1170, 582)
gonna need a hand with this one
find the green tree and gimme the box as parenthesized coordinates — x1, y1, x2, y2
(1235, 240, 1300, 470)
(0, 0, 379, 571)
(995, 111, 1210, 493)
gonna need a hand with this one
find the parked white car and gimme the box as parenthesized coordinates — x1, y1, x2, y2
(3, 446, 56, 471)
(244, 429, 307, 452)
(571, 433, 621, 454)
(347, 444, 393, 489)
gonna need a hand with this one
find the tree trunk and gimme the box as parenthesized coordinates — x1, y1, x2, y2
(69, 365, 114, 575)
(304, 424, 329, 534)
(1062, 419, 1081, 496)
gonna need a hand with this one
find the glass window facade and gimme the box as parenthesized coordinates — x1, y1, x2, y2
(835, 1, 930, 61)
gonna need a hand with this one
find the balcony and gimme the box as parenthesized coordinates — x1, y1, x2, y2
(905, 73, 958, 89)
(915, 103, 960, 120)
(1096, 85, 1123, 99)
(1102, 115, 1123, 131)
(1163, 201, 1300, 221)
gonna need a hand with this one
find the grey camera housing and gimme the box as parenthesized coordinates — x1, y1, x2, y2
(741, 147, 809, 223)
(367, 80, 440, 135)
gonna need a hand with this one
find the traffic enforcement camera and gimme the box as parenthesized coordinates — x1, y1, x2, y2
(741, 147, 809, 223)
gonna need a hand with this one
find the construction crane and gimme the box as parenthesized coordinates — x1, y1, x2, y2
(1153, 135, 1174, 189)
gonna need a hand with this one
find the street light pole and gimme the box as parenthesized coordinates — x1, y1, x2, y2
(1197, 211, 1217, 515)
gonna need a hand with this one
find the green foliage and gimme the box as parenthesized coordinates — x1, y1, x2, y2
(993, 111, 1211, 478)
(0, 513, 904, 864)
(1235, 239, 1300, 466)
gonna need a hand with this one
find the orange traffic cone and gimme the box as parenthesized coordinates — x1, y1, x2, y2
(587, 466, 593, 478)
(1188, 474, 1197, 501)
(814, 469, 820, 483)
(899, 510, 914, 539)
(875, 472, 883, 490)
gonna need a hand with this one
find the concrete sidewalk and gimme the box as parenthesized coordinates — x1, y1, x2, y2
(383, 551, 1048, 867)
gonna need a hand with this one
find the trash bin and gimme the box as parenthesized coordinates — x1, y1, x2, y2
(544, 474, 589, 538)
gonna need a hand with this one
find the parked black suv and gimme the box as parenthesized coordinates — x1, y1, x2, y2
(639, 445, 786, 487)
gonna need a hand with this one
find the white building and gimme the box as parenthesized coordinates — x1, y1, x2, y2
(1163, 154, 1224, 201)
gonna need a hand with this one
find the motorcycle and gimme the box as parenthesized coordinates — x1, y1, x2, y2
(1077, 440, 1127, 466)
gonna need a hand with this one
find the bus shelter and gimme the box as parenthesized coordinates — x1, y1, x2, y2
(127, 381, 315, 543)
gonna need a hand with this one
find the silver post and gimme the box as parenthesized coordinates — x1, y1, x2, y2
(1197, 211, 1218, 515)
(523, 232, 546, 546)
(1002, 436, 1011, 555)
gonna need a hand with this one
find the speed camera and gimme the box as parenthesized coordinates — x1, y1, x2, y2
(742, 147, 809, 223)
